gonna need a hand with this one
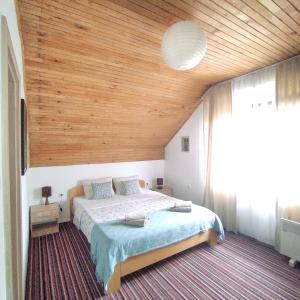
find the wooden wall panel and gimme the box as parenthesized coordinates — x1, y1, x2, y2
(17, 0, 300, 167)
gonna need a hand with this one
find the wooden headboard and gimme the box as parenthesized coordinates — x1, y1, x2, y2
(68, 180, 145, 221)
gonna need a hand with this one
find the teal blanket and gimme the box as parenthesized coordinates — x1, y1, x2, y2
(91, 205, 224, 290)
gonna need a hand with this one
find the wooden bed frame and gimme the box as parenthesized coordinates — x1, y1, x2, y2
(68, 180, 218, 294)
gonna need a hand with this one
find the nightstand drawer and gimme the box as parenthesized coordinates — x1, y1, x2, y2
(153, 186, 173, 196)
(31, 210, 59, 224)
(30, 203, 60, 237)
(31, 204, 59, 224)
(31, 203, 59, 213)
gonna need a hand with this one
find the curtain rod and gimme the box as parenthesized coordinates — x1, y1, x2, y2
(200, 54, 300, 100)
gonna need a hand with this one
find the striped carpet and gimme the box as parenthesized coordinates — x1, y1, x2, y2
(26, 222, 300, 300)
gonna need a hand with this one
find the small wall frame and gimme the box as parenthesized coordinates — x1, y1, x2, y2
(181, 136, 190, 152)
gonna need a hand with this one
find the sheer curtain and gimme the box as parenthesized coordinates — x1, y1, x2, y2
(276, 56, 300, 248)
(202, 82, 237, 232)
(232, 67, 277, 245)
(201, 56, 300, 246)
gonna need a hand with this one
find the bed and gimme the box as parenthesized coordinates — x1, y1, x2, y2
(68, 180, 224, 294)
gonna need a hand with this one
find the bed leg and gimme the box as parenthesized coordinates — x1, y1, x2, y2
(107, 263, 121, 294)
(209, 230, 217, 247)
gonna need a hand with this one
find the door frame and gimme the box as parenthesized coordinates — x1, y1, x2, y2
(0, 15, 23, 300)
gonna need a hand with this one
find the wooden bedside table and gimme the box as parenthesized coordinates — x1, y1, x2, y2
(30, 203, 60, 238)
(153, 186, 173, 197)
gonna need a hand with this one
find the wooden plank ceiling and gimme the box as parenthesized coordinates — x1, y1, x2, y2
(18, 0, 300, 167)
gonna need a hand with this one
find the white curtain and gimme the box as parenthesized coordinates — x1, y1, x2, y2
(202, 56, 300, 246)
(232, 67, 277, 245)
(202, 82, 237, 232)
(276, 56, 300, 248)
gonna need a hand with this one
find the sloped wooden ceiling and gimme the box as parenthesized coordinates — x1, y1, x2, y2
(18, 0, 300, 167)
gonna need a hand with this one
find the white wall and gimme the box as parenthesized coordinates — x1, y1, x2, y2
(0, 1, 28, 299)
(165, 103, 204, 205)
(27, 160, 164, 222)
(0, 2, 24, 91)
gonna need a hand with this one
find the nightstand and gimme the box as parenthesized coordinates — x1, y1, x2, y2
(30, 203, 60, 238)
(153, 186, 173, 197)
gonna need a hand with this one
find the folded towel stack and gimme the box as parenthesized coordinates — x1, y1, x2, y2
(170, 201, 192, 213)
(124, 213, 149, 227)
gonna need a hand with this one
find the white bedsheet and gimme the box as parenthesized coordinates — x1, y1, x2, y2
(73, 189, 186, 242)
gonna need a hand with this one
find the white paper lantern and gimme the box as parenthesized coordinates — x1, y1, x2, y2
(161, 21, 207, 71)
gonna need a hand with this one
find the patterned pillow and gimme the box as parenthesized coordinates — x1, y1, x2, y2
(119, 179, 141, 196)
(113, 175, 139, 194)
(81, 177, 114, 199)
(91, 182, 113, 199)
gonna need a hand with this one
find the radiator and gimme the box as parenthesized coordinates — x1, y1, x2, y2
(279, 218, 300, 267)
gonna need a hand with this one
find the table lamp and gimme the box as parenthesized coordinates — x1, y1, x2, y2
(157, 178, 163, 189)
(42, 186, 52, 205)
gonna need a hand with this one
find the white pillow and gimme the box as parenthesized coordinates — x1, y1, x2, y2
(81, 177, 114, 199)
(113, 175, 139, 194)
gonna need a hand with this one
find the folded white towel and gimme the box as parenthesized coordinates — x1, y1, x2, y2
(124, 219, 148, 227)
(174, 201, 192, 208)
(170, 206, 192, 213)
(124, 216, 149, 227)
(125, 213, 146, 221)
(124, 213, 149, 227)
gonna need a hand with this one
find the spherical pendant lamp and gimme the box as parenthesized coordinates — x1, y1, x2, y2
(161, 21, 207, 71)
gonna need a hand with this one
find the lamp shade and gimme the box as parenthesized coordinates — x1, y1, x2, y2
(161, 21, 207, 70)
(42, 186, 52, 198)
